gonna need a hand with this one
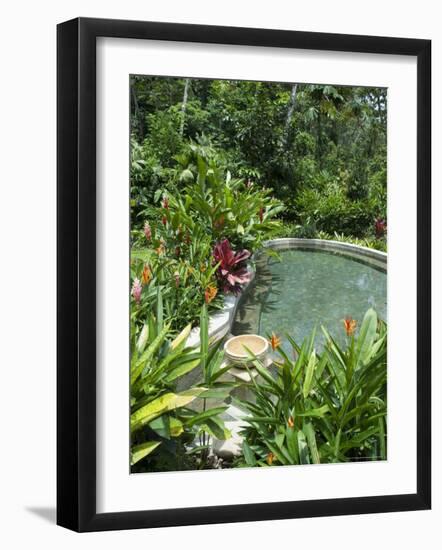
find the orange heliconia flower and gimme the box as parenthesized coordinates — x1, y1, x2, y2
(141, 264, 152, 285)
(156, 239, 166, 255)
(343, 316, 357, 336)
(269, 332, 281, 351)
(267, 452, 275, 465)
(204, 284, 218, 304)
(287, 416, 294, 428)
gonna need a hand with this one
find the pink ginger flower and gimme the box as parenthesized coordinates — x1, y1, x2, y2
(131, 278, 142, 304)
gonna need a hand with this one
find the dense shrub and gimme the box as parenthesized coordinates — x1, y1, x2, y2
(295, 187, 378, 237)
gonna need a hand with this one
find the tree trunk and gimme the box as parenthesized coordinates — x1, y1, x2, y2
(282, 84, 298, 148)
(179, 78, 190, 137)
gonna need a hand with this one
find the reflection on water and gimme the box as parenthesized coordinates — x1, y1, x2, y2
(233, 248, 387, 351)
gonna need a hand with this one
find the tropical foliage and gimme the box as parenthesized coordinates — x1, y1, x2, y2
(131, 298, 235, 471)
(131, 77, 387, 243)
(237, 309, 387, 466)
(129, 75, 388, 473)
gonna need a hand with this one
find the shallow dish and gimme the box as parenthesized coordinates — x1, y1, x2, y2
(224, 334, 269, 368)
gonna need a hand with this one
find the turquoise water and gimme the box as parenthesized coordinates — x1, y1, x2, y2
(232, 248, 387, 351)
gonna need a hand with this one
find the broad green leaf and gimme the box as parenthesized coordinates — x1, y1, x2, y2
(149, 415, 184, 439)
(136, 323, 149, 353)
(201, 417, 231, 440)
(186, 406, 228, 428)
(171, 323, 192, 351)
(303, 349, 317, 398)
(131, 388, 205, 431)
(242, 441, 257, 467)
(303, 422, 320, 464)
(297, 430, 310, 464)
(355, 308, 377, 368)
(130, 323, 170, 384)
(297, 404, 329, 418)
(131, 441, 161, 465)
(286, 426, 299, 463)
(164, 358, 200, 382)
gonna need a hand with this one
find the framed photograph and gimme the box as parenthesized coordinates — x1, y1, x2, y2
(57, 17, 431, 532)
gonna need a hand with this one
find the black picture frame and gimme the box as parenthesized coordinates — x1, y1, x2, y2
(57, 17, 431, 532)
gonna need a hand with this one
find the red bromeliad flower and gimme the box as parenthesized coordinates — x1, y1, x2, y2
(259, 206, 264, 223)
(213, 239, 251, 294)
(374, 218, 387, 238)
(161, 196, 169, 210)
(161, 215, 167, 226)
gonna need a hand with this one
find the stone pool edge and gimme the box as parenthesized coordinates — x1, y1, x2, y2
(263, 237, 387, 268)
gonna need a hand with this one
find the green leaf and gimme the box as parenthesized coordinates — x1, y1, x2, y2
(130, 323, 170, 384)
(170, 323, 192, 351)
(303, 349, 317, 398)
(202, 417, 231, 440)
(164, 358, 200, 382)
(303, 422, 320, 464)
(136, 323, 149, 353)
(156, 287, 163, 332)
(200, 304, 209, 382)
(297, 430, 310, 464)
(131, 441, 161, 465)
(297, 404, 329, 418)
(186, 406, 228, 428)
(286, 426, 299, 463)
(131, 388, 205, 431)
(355, 308, 377, 368)
(242, 441, 257, 467)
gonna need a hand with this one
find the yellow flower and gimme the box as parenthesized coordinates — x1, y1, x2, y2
(269, 332, 281, 351)
(267, 452, 275, 465)
(204, 284, 218, 304)
(287, 416, 294, 428)
(343, 317, 357, 336)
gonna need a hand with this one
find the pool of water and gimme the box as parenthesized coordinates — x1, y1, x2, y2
(232, 247, 387, 351)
